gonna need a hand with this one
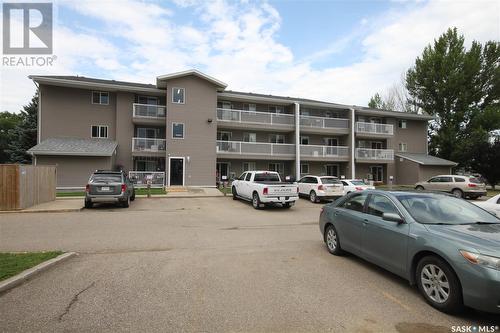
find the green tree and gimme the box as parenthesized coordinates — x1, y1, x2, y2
(406, 28, 500, 166)
(368, 93, 384, 109)
(469, 139, 500, 190)
(0, 111, 22, 163)
(6, 93, 38, 164)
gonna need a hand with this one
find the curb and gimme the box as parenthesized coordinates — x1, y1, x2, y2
(0, 252, 77, 294)
(0, 207, 83, 214)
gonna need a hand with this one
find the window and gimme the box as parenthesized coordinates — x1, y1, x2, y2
(398, 143, 408, 152)
(172, 123, 184, 139)
(367, 194, 399, 218)
(269, 134, 285, 144)
(92, 91, 109, 105)
(398, 120, 407, 129)
(268, 163, 284, 174)
(301, 163, 309, 175)
(238, 172, 247, 181)
(325, 165, 338, 177)
(243, 162, 256, 171)
(300, 136, 309, 145)
(172, 87, 185, 104)
(91, 125, 108, 138)
(217, 131, 232, 141)
(244, 103, 256, 111)
(269, 105, 284, 113)
(245, 173, 252, 181)
(324, 138, 338, 146)
(138, 96, 158, 105)
(254, 173, 281, 182)
(222, 101, 232, 109)
(341, 193, 368, 213)
(442, 176, 453, 182)
(301, 110, 310, 116)
(454, 177, 466, 182)
(243, 132, 256, 142)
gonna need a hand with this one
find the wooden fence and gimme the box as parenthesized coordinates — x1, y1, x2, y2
(0, 164, 56, 210)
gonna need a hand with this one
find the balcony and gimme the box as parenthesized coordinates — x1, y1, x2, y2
(300, 145, 349, 160)
(132, 138, 166, 156)
(132, 103, 166, 125)
(300, 115, 349, 134)
(355, 122, 393, 136)
(216, 140, 295, 159)
(355, 148, 394, 161)
(216, 108, 294, 131)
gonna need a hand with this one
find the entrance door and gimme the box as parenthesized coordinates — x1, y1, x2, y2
(325, 164, 339, 177)
(216, 162, 230, 181)
(169, 158, 184, 186)
(370, 165, 383, 182)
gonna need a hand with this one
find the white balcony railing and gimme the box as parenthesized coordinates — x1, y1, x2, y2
(300, 115, 349, 129)
(132, 138, 166, 152)
(216, 140, 295, 156)
(133, 103, 166, 118)
(300, 145, 349, 158)
(216, 108, 294, 126)
(129, 171, 165, 188)
(355, 148, 394, 160)
(356, 122, 393, 135)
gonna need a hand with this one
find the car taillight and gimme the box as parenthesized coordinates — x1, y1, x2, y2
(318, 185, 324, 191)
(468, 183, 477, 187)
(121, 184, 127, 192)
(263, 187, 268, 195)
(85, 184, 90, 193)
(355, 187, 363, 191)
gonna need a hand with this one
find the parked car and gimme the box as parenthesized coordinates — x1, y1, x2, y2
(231, 171, 299, 209)
(340, 179, 375, 194)
(319, 190, 500, 314)
(85, 170, 135, 208)
(297, 176, 344, 203)
(415, 175, 486, 199)
(473, 194, 500, 216)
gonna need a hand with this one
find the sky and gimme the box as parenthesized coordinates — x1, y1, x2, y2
(1, 0, 499, 113)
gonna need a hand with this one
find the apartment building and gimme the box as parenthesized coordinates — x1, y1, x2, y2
(27, 69, 456, 189)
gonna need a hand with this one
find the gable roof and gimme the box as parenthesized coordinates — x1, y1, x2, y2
(396, 153, 457, 166)
(156, 69, 227, 90)
(28, 137, 118, 156)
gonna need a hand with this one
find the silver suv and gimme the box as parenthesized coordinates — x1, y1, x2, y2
(85, 170, 135, 208)
(415, 175, 486, 199)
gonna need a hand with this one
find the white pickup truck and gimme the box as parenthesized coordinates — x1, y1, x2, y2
(231, 171, 299, 209)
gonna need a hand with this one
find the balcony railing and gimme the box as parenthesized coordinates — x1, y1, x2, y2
(356, 122, 393, 135)
(132, 138, 166, 152)
(216, 108, 294, 126)
(129, 171, 165, 188)
(300, 115, 349, 129)
(300, 145, 349, 158)
(216, 140, 295, 156)
(355, 148, 394, 160)
(133, 103, 166, 118)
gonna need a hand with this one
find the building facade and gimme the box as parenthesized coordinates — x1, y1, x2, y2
(28, 70, 456, 189)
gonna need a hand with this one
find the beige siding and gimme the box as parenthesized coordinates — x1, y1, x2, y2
(395, 157, 421, 185)
(36, 156, 113, 188)
(392, 119, 427, 153)
(115, 92, 135, 172)
(419, 165, 452, 182)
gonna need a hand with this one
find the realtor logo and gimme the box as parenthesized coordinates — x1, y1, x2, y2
(2, 2, 53, 54)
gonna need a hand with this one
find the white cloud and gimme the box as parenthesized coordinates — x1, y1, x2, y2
(1, 0, 499, 113)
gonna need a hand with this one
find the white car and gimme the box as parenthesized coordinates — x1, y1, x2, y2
(472, 194, 500, 216)
(297, 176, 344, 203)
(340, 179, 375, 194)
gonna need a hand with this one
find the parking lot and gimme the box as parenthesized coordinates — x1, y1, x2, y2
(0, 197, 498, 332)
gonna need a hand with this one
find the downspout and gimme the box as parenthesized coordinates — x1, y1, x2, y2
(295, 102, 300, 181)
(350, 107, 355, 179)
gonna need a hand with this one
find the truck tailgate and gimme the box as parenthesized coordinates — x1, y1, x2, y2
(266, 185, 297, 196)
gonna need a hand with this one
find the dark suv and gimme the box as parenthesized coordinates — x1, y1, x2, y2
(85, 170, 135, 208)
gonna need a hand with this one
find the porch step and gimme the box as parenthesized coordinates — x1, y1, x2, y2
(166, 186, 188, 192)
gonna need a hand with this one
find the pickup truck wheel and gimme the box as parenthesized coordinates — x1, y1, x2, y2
(232, 186, 238, 200)
(310, 190, 318, 203)
(84, 199, 93, 209)
(252, 192, 261, 209)
(283, 203, 292, 209)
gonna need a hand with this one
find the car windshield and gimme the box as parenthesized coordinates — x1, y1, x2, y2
(321, 177, 340, 184)
(90, 174, 122, 183)
(254, 173, 280, 182)
(398, 194, 499, 225)
(350, 180, 366, 185)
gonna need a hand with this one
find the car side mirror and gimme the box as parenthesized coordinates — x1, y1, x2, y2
(382, 212, 404, 224)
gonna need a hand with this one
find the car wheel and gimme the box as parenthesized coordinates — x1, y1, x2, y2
(84, 199, 93, 209)
(310, 190, 318, 203)
(324, 225, 343, 255)
(415, 185, 424, 191)
(283, 203, 292, 209)
(416, 256, 463, 314)
(252, 192, 261, 209)
(232, 186, 238, 200)
(122, 196, 130, 208)
(130, 190, 136, 201)
(451, 188, 463, 198)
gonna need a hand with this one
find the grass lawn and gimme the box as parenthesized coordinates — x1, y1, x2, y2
(57, 188, 167, 197)
(218, 187, 232, 195)
(0, 251, 63, 281)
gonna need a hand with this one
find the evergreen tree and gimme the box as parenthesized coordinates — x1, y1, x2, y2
(6, 93, 38, 164)
(0, 111, 22, 163)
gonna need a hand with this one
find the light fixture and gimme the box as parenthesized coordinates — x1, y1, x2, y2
(207, 118, 213, 123)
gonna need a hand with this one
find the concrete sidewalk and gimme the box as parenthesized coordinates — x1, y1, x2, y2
(164, 187, 224, 198)
(0, 198, 84, 214)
